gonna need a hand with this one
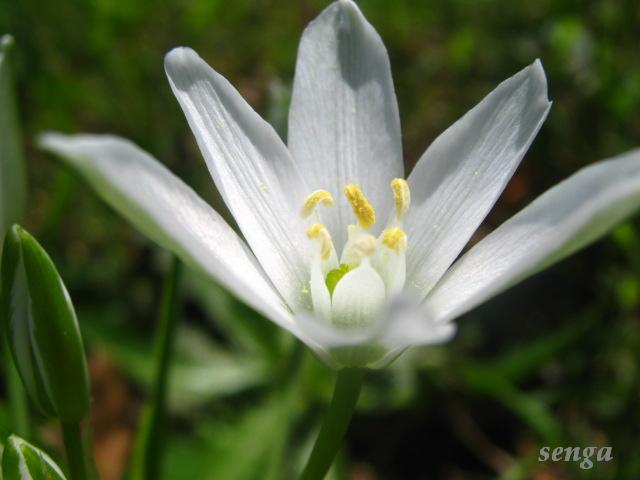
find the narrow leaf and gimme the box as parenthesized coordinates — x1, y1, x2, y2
(1, 435, 66, 480)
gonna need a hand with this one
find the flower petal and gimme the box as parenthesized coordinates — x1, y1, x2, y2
(425, 149, 640, 323)
(38, 133, 299, 335)
(405, 60, 551, 298)
(165, 47, 311, 311)
(288, 0, 403, 248)
(380, 295, 457, 347)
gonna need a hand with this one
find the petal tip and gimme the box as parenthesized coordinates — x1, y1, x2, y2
(36, 131, 65, 151)
(529, 58, 551, 103)
(164, 46, 198, 73)
(337, 0, 357, 10)
(314, 0, 361, 26)
(336, 0, 365, 21)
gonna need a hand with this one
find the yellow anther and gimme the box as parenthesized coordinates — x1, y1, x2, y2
(352, 234, 377, 258)
(381, 227, 407, 254)
(306, 223, 333, 260)
(300, 190, 334, 218)
(344, 184, 376, 229)
(391, 178, 410, 220)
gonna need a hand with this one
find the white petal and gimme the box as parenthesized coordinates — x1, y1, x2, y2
(309, 259, 332, 322)
(370, 296, 457, 367)
(405, 60, 551, 298)
(288, 0, 403, 248)
(331, 259, 386, 328)
(292, 311, 370, 368)
(425, 149, 640, 323)
(38, 133, 299, 336)
(165, 47, 310, 311)
(380, 295, 457, 348)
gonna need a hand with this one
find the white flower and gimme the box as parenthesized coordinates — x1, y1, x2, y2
(39, 0, 640, 368)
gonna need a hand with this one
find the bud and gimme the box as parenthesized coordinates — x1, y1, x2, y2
(1, 435, 67, 479)
(1, 225, 90, 422)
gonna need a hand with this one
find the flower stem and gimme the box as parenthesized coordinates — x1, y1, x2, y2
(300, 368, 365, 480)
(61, 421, 93, 480)
(132, 257, 182, 480)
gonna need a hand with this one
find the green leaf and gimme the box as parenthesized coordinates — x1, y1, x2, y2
(1, 225, 90, 422)
(0, 35, 27, 241)
(1, 435, 66, 480)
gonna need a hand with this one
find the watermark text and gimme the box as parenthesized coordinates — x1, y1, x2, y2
(538, 446, 612, 470)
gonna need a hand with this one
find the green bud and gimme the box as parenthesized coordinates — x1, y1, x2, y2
(1, 435, 67, 480)
(1, 225, 90, 422)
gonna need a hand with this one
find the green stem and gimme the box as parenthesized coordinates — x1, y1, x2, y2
(132, 257, 182, 480)
(300, 368, 365, 480)
(61, 421, 91, 480)
(2, 337, 30, 437)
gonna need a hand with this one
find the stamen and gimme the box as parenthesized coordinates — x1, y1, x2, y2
(381, 227, 407, 254)
(344, 184, 376, 230)
(391, 178, 410, 220)
(300, 190, 334, 218)
(306, 223, 333, 260)
(352, 234, 377, 258)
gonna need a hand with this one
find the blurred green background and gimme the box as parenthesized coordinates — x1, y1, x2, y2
(1, 0, 640, 479)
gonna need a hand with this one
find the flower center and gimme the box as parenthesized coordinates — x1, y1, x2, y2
(301, 179, 410, 328)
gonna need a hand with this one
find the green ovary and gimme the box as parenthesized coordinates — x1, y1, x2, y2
(325, 263, 351, 296)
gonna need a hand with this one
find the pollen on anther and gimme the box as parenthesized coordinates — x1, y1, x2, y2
(391, 178, 410, 220)
(306, 223, 333, 260)
(344, 184, 376, 229)
(382, 227, 407, 254)
(300, 190, 334, 219)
